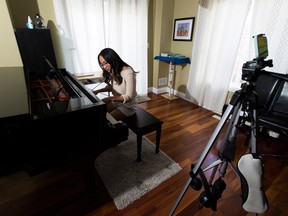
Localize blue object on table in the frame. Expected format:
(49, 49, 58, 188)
(154, 56, 191, 65)
(154, 55, 191, 100)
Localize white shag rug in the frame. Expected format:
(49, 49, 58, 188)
(95, 131, 182, 210)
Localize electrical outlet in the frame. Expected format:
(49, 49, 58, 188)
(159, 77, 167, 85)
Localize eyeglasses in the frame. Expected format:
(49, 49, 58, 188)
(100, 61, 109, 69)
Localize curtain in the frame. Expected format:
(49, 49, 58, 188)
(52, 0, 148, 96)
(263, 0, 288, 74)
(185, 0, 252, 114)
(231, 0, 288, 86)
(186, 0, 288, 114)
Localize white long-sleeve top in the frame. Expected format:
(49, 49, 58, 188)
(111, 67, 138, 112)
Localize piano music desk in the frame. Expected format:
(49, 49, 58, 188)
(74, 72, 103, 87)
(75, 72, 111, 99)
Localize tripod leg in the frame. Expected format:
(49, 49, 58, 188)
(169, 104, 235, 216)
(219, 102, 242, 160)
(205, 101, 243, 184)
(191, 104, 234, 174)
(168, 177, 193, 216)
(250, 109, 257, 153)
(169, 88, 247, 215)
(228, 162, 240, 178)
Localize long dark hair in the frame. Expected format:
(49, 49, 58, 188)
(98, 48, 137, 85)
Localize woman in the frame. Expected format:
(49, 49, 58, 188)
(93, 48, 138, 121)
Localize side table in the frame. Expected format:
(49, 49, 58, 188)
(154, 56, 190, 100)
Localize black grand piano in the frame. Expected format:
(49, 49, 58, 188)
(16, 67, 128, 174)
(4, 28, 129, 175)
(0, 29, 128, 215)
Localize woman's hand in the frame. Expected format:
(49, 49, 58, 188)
(92, 90, 99, 95)
(102, 97, 113, 104)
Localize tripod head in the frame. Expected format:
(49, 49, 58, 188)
(242, 58, 273, 82)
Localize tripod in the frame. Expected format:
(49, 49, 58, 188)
(169, 79, 266, 215)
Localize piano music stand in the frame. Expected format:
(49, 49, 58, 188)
(74, 71, 103, 83)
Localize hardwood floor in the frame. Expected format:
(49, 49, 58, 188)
(88, 92, 288, 216)
(1, 93, 287, 216)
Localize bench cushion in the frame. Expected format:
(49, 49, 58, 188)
(123, 106, 163, 134)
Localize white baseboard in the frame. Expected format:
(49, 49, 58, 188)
(149, 87, 187, 101)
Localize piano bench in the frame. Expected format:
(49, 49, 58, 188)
(122, 106, 163, 162)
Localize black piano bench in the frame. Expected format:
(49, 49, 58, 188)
(122, 106, 163, 162)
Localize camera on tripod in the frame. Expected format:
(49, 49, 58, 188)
(242, 34, 273, 82)
(169, 34, 273, 216)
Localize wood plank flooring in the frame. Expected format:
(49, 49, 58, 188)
(88, 93, 288, 216)
(0, 93, 287, 216)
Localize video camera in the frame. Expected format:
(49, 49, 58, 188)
(242, 34, 273, 82)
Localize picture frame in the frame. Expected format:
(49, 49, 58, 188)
(173, 17, 195, 41)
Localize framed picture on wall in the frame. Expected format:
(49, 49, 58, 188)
(173, 17, 195, 41)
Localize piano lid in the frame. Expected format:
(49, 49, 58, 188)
(28, 68, 105, 119)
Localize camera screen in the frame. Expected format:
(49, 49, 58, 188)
(253, 34, 268, 59)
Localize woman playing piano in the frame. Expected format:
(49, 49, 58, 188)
(93, 48, 138, 121)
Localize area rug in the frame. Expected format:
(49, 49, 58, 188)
(95, 131, 182, 210)
(137, 95, 151, 104)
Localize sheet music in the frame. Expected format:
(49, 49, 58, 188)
(85, 82, 109, 100)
